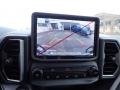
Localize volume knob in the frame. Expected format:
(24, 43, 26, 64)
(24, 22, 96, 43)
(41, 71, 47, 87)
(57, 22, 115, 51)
(32, 69, 43, 79)
(87, 66, 98, 77)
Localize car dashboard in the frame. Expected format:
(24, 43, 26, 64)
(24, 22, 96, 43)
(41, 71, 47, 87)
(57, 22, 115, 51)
(0, 14, 120, 90)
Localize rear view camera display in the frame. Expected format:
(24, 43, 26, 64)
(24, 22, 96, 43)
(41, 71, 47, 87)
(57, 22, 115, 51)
(36, 18, 95, 56)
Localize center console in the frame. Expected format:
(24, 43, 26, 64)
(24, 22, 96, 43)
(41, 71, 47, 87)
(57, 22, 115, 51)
(31, 62, 98, 86)
(30, 12, 100, 86)
(32, 64, 98, 80)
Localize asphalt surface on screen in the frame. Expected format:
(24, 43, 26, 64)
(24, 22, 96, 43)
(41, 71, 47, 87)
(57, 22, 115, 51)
(37, 30, 94, 55)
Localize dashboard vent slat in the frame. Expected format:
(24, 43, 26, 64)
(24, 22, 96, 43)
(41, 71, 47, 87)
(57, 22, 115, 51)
(2, 39, 21, 81)
(103, 41, 119, 77)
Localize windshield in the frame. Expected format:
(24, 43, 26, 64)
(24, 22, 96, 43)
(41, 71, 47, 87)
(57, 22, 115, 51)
(0, 0, 120, 35)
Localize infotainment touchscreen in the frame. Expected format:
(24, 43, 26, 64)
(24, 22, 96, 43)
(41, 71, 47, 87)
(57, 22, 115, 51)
(32, 12, 99, 60)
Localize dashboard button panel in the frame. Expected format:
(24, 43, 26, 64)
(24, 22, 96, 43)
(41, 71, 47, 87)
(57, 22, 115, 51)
(32, 66, 99, 80)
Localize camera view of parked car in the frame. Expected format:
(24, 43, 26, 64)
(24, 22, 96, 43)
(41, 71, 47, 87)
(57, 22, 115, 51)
(37, 18, 95, 56)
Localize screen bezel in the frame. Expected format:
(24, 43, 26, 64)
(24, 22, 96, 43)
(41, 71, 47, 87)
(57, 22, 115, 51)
(31, 12, 99, 61)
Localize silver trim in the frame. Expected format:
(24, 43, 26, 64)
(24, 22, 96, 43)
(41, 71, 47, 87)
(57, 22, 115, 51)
(2, 39, 24, 82)
(19, 40, 24, 81)
(103, 67, 119, 78)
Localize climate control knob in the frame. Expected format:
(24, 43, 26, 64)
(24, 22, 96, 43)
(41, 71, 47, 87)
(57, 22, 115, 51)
(32, 69, 43, 79)
(87, 66, 99, 77)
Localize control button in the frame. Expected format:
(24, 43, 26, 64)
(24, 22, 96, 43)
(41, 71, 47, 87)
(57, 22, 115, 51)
(34, 73, 40, 78)
(32, 69, 43, 79)
(83, 73, 87, 78)
(55, 75, 60, 79)
(43, 72, 57, 80)
(46, 75, 50, 80)
(74, 74, 79, 78)
(65, 75, 69, 79)
(50, 68, 55, 72)
(87, 66, 98, 77)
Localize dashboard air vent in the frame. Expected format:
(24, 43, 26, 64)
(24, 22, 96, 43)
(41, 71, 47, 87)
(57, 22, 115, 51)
(2, 39, 24, 82)
(103, 41, 119, 77)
